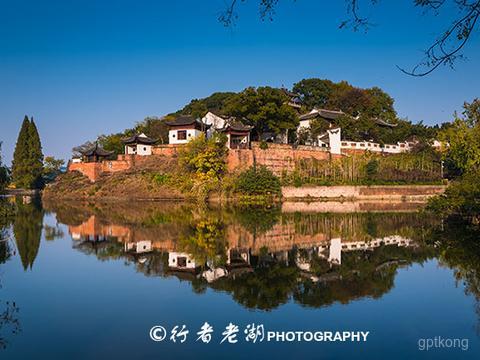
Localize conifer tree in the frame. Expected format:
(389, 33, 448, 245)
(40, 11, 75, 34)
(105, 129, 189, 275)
(27, 118, 44, 188)
(11, 116, 44, 189)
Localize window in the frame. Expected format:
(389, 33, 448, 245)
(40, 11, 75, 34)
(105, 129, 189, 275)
(177, 130, 187, 140)
(177, 257, 187, 267)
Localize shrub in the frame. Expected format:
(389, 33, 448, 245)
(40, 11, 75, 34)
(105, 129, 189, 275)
(365, 159, 379, 180)
(427, 170, 480, 224)
(235, 166, 281, 196)
(178, 133, 227, 181)
(152, 173, 171, 185)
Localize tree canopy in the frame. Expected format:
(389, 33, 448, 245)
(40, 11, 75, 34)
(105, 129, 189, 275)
(223, 86, 299, 139)
(0, 142, 9, 191)
(11, 116, 44, 189)
(438, 99, 480, 177)
(293, 79, 397, 120)
(81, 78, 443, 151)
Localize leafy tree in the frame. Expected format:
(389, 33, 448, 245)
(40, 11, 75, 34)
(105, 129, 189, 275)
(0, 142, 9, 191)
(178, 133, 228, 181)
(292, 78, 335, 109)
(134, 116, 169, 144)
(224, 86, 299, 139)
(97, 132, 126, 155)
(72, 141, 96, 158)
(180, 92, 237, 117)
(235, 166, 281, 196)
(43, 156, 65, 182)
(439, 99, 480, 176)
(11, 116, 44, 189)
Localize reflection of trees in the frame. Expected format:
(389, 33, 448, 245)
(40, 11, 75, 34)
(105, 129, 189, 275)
(53, 200, 440, 311)
(210, 264, 298, 310)
(73, 237, 124, 261)
(0, 300, 21, 350)
(0, 235, 11, 265)
(234, 205, 281, 236)
(208, 244, 435, 311)
(294, 244, 435, 308)
(433, 221, 480, 333)
(289, 212, 436, 242)
(43, 225, 64, 241)
(0, 200, 15, 265)
(179, 218, 227, 267)
(13, 198, 44, 270)
(0, 200, 20, 350)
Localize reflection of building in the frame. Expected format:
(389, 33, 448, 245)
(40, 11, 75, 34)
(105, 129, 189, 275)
(125, 240, 152, 254)
(67, 213, 418, 280)
(168, 252, 198, 271)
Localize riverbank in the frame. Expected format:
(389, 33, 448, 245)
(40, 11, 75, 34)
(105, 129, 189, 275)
(43, 169, 446, 202)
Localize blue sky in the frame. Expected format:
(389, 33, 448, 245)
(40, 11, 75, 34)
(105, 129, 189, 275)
(1, 0, 479, 164)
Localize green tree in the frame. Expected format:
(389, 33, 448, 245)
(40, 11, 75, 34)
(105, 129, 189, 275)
(292, 78, 335, 109)
(11, 116, 44, 189)
(97, 132, 127, 155)
(28, 119, 44, 188)
(180, 92, 236, 117)
(43, 156, 65, 182)
(178, 133, 228, 181)
(224, 86, 299, 139)
(235, 166, 281, 196)
(0, 142, 9, 191)
(439, 99, 480, 176)
(134, 116, 169, 144)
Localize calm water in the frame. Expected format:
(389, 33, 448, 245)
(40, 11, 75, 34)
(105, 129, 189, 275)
(1, 198, 479, 359)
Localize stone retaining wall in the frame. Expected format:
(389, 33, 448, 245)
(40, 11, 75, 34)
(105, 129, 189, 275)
(282, 185, 446, 201)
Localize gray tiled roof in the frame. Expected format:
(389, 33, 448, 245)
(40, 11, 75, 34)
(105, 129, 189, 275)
(299, 108, 345, 121)
(122, 134, 157, 144)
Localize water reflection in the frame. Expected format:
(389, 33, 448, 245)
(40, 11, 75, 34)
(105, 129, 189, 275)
(44, 200, 439, 310)
(13, 198, 43, 270)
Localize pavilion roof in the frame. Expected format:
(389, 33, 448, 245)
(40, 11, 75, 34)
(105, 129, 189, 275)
(122, 133, 157, 144)
(80, 143, 114, 157)
(165, 115, 210, 128)
(299, 108, 345, 121)
(374, 118, 398, 128)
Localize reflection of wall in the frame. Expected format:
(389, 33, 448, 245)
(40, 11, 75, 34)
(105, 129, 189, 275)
(69, 216, 131, 241)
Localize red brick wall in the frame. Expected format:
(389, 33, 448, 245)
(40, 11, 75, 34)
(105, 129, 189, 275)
(68, 162, 102, 182)
(68, 143, 338, 181)
(152, 144, 180, 157)
(227, 142, 332, 174)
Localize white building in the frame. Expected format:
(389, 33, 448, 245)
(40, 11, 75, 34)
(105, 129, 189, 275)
(202, 112, 227, 139)
(122, 133, 157, 156)
(165, 116, 209, 145)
